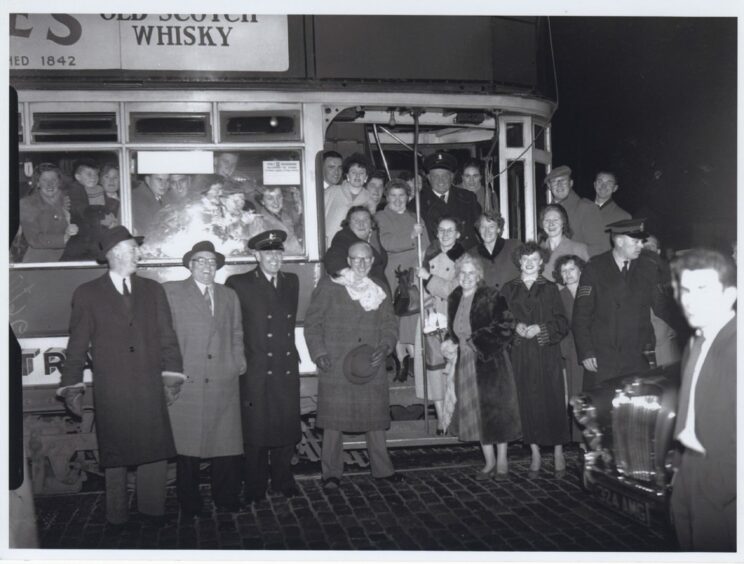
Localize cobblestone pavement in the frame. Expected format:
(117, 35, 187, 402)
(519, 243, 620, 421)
(33, 445, 677, 552)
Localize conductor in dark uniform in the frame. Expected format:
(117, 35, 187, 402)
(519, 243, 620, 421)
(226, 230, 301, 503)
(572, 219, 676, 389)
(418, 151, 482, 250)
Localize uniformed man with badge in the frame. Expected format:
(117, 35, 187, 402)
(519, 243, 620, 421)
(571, 219, 676, 389)
(225, 230, 301, 503)
(419, 151, 482, 250)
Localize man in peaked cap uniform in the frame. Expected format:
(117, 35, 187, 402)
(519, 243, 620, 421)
(572, 219, 677, 389)
(545, 165, 607, 257)
(225, 230, 302, 503)
(419, 151, 482, 250)
(162, 241, 247, 517)
(58, 226, 182, 527)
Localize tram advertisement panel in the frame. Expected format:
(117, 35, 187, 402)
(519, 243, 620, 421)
(9, 14, 289, 71)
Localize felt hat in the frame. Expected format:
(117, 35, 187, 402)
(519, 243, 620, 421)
(343, 344, 378, 385)
(98, 226, 143, 257)
(182, 240, 226, 269)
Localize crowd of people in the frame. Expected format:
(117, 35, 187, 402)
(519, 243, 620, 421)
(43, 147, 735, 550)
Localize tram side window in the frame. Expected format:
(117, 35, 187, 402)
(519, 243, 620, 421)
(12, 152, 120, 263)
(132, 150, 305, 260)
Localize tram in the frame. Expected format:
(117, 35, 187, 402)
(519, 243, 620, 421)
(9, 14, 557, 494)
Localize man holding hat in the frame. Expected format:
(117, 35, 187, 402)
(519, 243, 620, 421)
(162, 241, 247, 517)
(419, 151, 482, 250)
(58, 226, 182, 527)
(304, 241, 401, 490)
(572, 219, 677, 388)
(545, 165, 607, 257)
(225, 230, 302, 503)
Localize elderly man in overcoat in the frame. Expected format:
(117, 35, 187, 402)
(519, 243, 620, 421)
(58, 226, 182, 527)
(304, 241, 401, 490)
(163, 241, 246, 517)
(225, 230, 302, 503)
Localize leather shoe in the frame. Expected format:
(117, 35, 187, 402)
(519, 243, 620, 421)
(244, 492, 266, 505)
(474, 468, 494, 481)
(322, 477, 340, 491)
(376, 473, 405, 484)
(281, 485, 300, 498)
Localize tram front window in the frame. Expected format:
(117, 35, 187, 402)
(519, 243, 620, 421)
(132, 149, 305, 260)
(13, 151, 120, 263)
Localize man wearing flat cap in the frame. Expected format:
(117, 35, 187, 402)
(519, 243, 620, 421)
(545, 165, 607, 257)
(419, 151, 482, 250)
(572, 219, 677, 388)
(58, 226, 182, 527)
(162, 241, 247, 517)
(225, 230, 302, 503)
(304, 241, 401, 490)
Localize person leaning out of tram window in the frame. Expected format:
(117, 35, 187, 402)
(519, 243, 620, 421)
(473, 211, 521, 291)
(100, 163, 122, 216)
(67, 158, 120, 224)
(366, 170, 387, 212)
(442, 253, 521, 480)
(60, 204, 118, 262)
(457, 159, 488, 209)
(416, 216, 466, 435)
(500, 241, 570, 478)
(255, 185, 303, 255)
(324, 153, 376, 246)
(375, 178, 430, 381)
(18, 163, 78, 262)
(538, 203, 589, 284)
(552, 253, 587, 443)
(324, 205, 388, 292)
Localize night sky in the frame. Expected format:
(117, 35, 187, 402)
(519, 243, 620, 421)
(548, 17, 737, 252)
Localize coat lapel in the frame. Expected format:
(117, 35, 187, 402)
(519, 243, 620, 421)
(102, 273, 134, 322)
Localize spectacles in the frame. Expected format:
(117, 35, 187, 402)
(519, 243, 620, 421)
(349, 256, 373, 264)
(191, 258, 218, 266)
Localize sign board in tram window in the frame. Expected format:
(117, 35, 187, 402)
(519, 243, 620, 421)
(9, 14, 289, 72)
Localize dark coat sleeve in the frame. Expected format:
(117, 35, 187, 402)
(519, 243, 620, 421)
(155, 282, 183, 373)
(572, 265, 597, 362)
(303, 279, 331, 362)
(60, 286, 93, 387)
(470, 288, 515, 358)
(536, 283, 569, 346)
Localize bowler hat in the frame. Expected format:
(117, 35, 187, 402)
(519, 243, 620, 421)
(605, 218, 649, 240)
(98, 226, 143, 258)
(343, 344, 378, 385)
(182, 240, 226, 269)
(423, 151, 458, 173)
(544, 165, 572, 184)
(248, 229, 287, 251)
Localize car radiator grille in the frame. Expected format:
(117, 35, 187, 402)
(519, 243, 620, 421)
(611, 392, 661, 482)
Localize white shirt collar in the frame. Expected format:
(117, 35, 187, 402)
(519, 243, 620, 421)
(108, 271, 131, 295)
(193, 279, 213, 294)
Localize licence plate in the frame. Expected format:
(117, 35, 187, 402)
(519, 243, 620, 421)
(594, 483, 651, 526)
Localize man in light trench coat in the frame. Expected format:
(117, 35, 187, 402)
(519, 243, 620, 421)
(163, 240, 247, 518)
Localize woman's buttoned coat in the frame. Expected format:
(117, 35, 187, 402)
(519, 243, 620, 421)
(304, 276, 398, 432)
(162, 277, 246, 458)
(226, 269, 301, 447)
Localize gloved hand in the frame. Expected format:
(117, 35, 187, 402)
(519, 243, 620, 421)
(60, 387, 84, 417)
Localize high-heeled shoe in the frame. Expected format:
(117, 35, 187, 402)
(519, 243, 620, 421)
(394, 355, 410, 383)
(474, 468, 495, 481)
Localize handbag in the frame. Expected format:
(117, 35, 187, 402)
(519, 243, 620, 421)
(392, 265, 420, 316)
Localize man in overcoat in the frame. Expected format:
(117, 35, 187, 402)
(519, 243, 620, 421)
(58, 226, 182, 527)
(304, 241, 402, 490)
(163, 241, 246, 517)
(669, 248, 737, 551)
(225, 230, 302, 503)
(572, 219, 676, 389)
(419, 151, 482, 250)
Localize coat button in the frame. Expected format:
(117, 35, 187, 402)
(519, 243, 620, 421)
(268, 352, 273, 357)
(267, 333, 273, 338)
(267, 370, 272, 375)
(205, 378, 210, 383)
(287, 314, 291, 318)
(358, 338, 362, 342)
(129, 346, 135, 352)
(248, 401, 253, 407)
(208, 354, 213, 359)
(267, 315, 272, 319)
(288, 333, 292, 337)
(286, 352, 291, 356)
(286, 370, 291, 375)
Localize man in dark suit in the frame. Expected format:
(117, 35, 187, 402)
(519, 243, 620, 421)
(419, 151, 482, 250)
(225, 230, 301, 504)
(572, 219, 676, 388)
(58, 226, 182, 527)
(669, 248, 737, 551)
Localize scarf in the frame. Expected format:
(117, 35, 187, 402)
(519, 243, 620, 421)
(332, 268, 386, 311)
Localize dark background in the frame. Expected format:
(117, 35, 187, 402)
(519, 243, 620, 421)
(549, 17, 737, 253)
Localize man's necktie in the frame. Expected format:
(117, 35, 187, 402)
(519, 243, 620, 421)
(122, 278, 132, 309)
(204, 287, 213, 315)
(675, 333, 706, 438)
(271, 276, 277, 289)
(621, 260, 629, 278)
